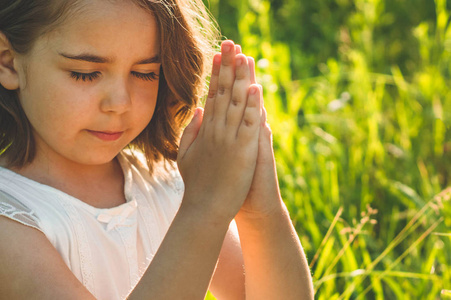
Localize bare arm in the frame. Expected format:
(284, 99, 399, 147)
(236, 202, 314, 300)
(129, 204, 230, 299)
(0, 216, 96, 299)
(209, 220, 245, 299)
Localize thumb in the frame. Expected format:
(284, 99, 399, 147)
(178, 107, 204, 159)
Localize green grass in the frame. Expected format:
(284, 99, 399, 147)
(204, 0, 451, 298)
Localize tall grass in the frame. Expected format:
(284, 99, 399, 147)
(204, 0, 450, 298)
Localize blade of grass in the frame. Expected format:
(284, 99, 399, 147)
(310, 207, 343, 269)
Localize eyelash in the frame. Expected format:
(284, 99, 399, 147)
(70, 71, 100, 82)
(131, 71, 159, 81)
(70, 71, 159, 82)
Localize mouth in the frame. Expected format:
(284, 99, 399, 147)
(87, 130, 124, 141)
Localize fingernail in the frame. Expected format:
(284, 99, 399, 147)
(194, 108, 199, 117)
(250, 86, 258, 95)
(236, 56, 242, 66)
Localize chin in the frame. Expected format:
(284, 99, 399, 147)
(74, 150, 122, 166)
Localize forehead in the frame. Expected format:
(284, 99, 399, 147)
(34, 0, 159, 58)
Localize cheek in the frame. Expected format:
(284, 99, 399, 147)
(133, 83, 159, 122)
(20, 83, 93, 136)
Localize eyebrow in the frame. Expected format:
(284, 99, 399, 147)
(58, 52, 161, 64)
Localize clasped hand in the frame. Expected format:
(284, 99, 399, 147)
(177, 40, 282, 223)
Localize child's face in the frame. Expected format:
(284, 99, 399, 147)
(15, 0, 160, 167)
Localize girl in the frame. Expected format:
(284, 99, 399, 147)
(0, 0, 313, 299)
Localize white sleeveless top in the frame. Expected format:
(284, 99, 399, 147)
(0, 151, 184, 299)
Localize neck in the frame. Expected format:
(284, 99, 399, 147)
(11, 152, 126, 209)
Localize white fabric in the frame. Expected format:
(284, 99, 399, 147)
(0, 151, 184, 299)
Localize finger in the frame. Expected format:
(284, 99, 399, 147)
(226, 54, 251, 132)
(261, 105, 267, 126)
(247, 56, 257, 84)
(178, 107, 204, 160)
(213, 40, 236, 126)
(248, 57, 262, 118)
(204, 53, 221, 122)
(235, 44, 242, 54)
(258, 84, 265, 122)
(257, 115, 274, 164)
(237, 84, 262, 141)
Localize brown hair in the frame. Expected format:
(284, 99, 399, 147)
(0, 0, 219, 172)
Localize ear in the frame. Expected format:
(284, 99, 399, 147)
(0, 32, 19, 90)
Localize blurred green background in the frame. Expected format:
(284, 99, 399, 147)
(203, 0, 450, 299)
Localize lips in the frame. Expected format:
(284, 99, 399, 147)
(87, 130, 124, 141)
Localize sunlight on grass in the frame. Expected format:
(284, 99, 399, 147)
(204, 0, 451, 298)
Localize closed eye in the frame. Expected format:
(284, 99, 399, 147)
(132, 71, 159, 81)
(69, 71, 159, 82)
(70, 71, 100, 82)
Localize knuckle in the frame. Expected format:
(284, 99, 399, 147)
(235, 70, 247, 80)
(231, 96, 241, 106)
(218, 83, 230, 95)
(244, 119, 254, 127)
(221, 57, 233, 66)
(207, 89, 217, 99)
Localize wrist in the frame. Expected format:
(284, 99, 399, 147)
(178, 194, 236, 229)
(235, 198, 289, 230)
(237, 193, 286, 219)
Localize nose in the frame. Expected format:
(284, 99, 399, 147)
(100, 78, 132, 114)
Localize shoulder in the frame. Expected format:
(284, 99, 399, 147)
(0, 189, 43, 233)
(0, 168, 70, 240)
